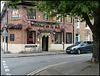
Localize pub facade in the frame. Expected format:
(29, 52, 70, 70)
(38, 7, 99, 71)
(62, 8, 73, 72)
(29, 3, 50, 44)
(1, 2, 73, 53)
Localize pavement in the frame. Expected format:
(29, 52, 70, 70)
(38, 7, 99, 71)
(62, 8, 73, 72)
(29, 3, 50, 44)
(1, 50, 99, 75)
(34, 60, 99, 75)
(1, 50, 66, 58)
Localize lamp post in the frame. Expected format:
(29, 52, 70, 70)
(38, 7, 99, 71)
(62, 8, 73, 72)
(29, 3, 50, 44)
(63, 29, 65, 50)
(53, 30, 56, 35)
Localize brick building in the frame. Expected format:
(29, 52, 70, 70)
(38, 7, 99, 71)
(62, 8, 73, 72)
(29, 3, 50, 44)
(1, 2, 93, 54)
(1, 2, 74, 53)
(74, 18, 93, 43)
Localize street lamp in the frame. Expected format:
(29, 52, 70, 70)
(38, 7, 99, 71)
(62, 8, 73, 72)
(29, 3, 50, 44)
(53, 30, 56, 35)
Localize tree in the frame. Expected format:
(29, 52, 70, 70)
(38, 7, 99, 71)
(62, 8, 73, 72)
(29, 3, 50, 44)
(3, 0, 99, 62)
(34, 1, 99, 62)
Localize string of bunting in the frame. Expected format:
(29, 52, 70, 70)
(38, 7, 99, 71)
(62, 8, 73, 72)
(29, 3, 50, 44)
(38, 34, 54, 38)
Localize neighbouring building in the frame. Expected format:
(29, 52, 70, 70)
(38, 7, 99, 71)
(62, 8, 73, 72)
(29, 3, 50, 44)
(74, 17, 93, 43)
(1, 2, 74, 53)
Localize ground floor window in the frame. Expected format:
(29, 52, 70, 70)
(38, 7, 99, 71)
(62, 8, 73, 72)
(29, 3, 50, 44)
(86, 34, 90, 41)
(27, 31, 36, 44)
(10, 34, 14, 41)
(55, 32, 61, 44)
(66, 33, 72, 44)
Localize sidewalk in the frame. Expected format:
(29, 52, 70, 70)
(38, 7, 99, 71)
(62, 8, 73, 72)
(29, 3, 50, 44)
(1, 50, 66, 58)
(34, 60, 99, 75)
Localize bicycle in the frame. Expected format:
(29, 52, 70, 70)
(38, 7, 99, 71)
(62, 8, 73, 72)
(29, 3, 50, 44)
(30, 45, 42, 53)
(36, 46, 42, 52)
(30, 47, 37, 53)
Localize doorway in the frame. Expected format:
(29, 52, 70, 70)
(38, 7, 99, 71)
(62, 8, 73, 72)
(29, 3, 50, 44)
(42, 36, 48, 51)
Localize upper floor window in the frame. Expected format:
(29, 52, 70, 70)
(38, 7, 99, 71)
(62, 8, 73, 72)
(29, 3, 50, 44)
(53, 16, 56, 21)
(43, 12, 48, 21)
(12, 9, 19, 18)
(66, 15, 72, 23)
(27, 9, 36, 19)
(56, 14, 62, 22)
(53, 14, 62, 22)
(77, 21, 80, 28)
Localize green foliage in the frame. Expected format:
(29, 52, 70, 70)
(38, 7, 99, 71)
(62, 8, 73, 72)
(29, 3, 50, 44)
(4, 1, 99, 22)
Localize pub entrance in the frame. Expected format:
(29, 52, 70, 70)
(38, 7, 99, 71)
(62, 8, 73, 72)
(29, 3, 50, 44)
(42, 36, 48, 51)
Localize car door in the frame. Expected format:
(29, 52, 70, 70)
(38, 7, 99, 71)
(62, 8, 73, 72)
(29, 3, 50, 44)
(86, 41, 93, 52)
(88, 41, 93, 52)
(79, 41, 87, 53)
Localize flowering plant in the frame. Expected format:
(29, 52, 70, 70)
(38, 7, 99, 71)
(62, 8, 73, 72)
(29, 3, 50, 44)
(1, 26, 7, 32)
(24, 26, 32, 31)
(61, 28, 65, 32)
(7, 24, 22, 29)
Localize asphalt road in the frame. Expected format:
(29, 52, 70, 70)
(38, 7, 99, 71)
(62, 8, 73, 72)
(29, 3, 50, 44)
(1, 53, 92, 75)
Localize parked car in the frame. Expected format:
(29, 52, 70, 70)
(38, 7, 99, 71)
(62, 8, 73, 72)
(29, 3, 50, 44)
(66, 41, 93, 54)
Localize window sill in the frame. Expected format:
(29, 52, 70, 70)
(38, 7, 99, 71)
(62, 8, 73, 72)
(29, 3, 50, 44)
(77, 27, 80, 28)
(11, 18, 20, 21)
(85, 27, 90, 29)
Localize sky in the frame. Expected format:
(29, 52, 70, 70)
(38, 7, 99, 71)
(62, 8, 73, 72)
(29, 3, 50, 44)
(1, 1, 5, 12)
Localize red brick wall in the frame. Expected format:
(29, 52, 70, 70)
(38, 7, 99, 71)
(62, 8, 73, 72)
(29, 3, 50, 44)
(7, 6, 73, 44)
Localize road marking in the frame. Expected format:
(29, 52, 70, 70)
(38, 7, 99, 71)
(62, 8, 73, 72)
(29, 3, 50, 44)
(5, 69, 10, 72)
(2, 61, 6, 63)
(3, 63, 7, 65)
(6, 73, 11, 75)
(14, 56, 18, 58)
(27, 61, 70, 75)
(4, 66, 8, 68)
(2, 60, 12, 75)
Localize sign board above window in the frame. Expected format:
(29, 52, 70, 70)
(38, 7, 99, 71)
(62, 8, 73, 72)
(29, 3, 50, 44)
(12, 9, 19, 18)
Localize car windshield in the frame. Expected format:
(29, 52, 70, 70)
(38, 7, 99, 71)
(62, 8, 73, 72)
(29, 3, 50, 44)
(73, 42, 81, 45)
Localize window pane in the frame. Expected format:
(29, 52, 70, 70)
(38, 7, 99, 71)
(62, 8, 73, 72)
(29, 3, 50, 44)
(66, 33, 72, 44)
(10, 34, 14, 41)
(27, 31, 36, 44)
(55, 32, 61, 44)
(28, 9, 36, 19)
(53, 16, 56, 21)
(87, 41, 92, 44)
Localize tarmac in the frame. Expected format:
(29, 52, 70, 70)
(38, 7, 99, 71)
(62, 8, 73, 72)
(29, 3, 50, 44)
(1, 50, 99, 75)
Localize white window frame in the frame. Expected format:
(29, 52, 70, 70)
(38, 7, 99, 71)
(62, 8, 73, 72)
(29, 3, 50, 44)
(43, 11, 48, 21)
(77, 21, 80, 28)
(56, 14, 61, 22)
(86, 34, 90, 41)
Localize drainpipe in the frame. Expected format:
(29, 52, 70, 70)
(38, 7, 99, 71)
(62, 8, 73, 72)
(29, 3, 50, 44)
(73, 17, 74, 43)
(63, 30, 64, 49)
(7, 7, 8, 51)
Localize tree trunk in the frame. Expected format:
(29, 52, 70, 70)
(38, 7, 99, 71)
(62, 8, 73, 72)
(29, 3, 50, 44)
(92, 34, 100, 62)
(92, 6, 100, 62)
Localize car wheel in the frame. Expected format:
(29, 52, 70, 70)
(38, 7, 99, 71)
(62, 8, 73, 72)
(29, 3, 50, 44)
(77, 49, 81, 54)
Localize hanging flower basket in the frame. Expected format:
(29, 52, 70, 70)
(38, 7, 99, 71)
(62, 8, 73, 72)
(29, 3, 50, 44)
(61, 28, 65, 32)
(7, 23, 22, 29)
(24, 26, 32, 32)
(1, 26, 7, 32)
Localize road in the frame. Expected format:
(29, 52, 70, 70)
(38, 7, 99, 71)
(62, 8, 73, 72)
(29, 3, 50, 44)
(1, 53, 92, 75)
